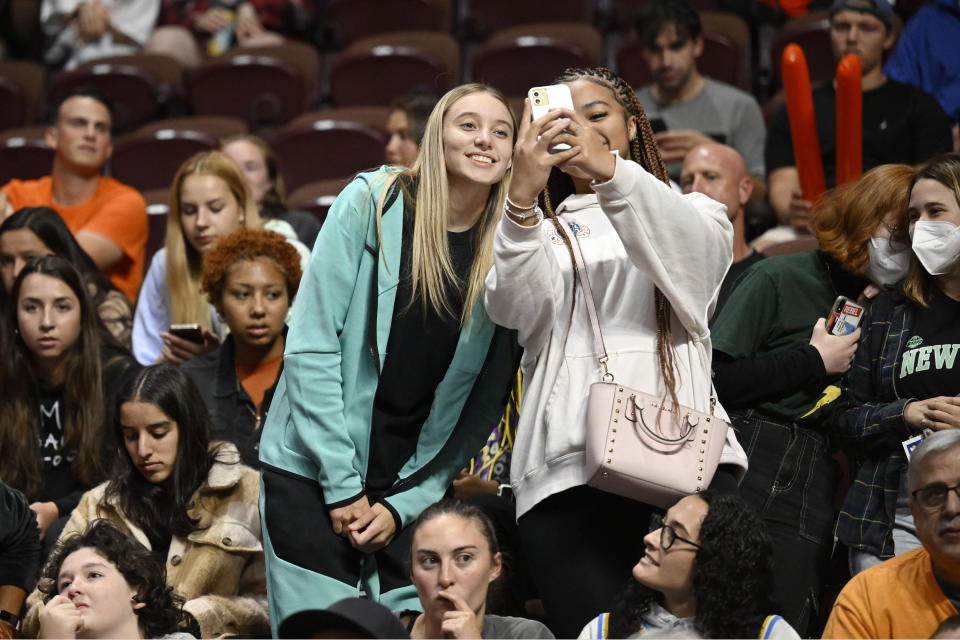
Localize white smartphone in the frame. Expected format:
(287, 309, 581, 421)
(528, 84, 575, 152)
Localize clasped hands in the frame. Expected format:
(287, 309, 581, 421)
(329, 496, 396, 553)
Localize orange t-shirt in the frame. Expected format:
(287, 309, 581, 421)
(823, 547, 958, 639)
(238, 354, 283, 418)
(2, 176, 148, 302)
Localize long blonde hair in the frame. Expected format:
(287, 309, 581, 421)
(166, 151, 261, 328)
(378, 83, 517, 325)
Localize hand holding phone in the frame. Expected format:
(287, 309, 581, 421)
(810, 309, 861, 377)
(528, 85, 575, 153)
(169, 323, 203, 343)
(825, 296, 865, 336)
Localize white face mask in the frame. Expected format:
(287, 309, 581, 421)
(865, 237, 910, 286)
(911, 220, 960, 276)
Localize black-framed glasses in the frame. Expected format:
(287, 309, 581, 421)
(912, 483, 960, 510)
(660, 523, 701, 550)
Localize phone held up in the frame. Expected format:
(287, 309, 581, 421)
(825, 296, 865, 336)
(169, 323, 204, 344)
(528, 84, 575, 153)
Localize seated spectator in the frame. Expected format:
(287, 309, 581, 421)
(36, 519, 197, 639)
(278, 598, 410, 639)
(221, 133, 321, 249)
(763, 0, 952, 243)
(452, 375, 535, 619)
(145, 0, 314, 68)
(0, 256, 139, 544)
(0, 481, 40, 640)
(823, 430, 960, 638)
(0, 207, 133, 348)
(710, 162, 916, 634)
(579, 492, 798, 639)
(680, 143, 761, 318)
(131, 150, 306, 365)
(400, 500, 553, 639)
(181, 228, 301, 468)
(22, 364, 268, 638)
(385, 92, 437, 168)
(0, 86, 148, 303)
(41, 0, 159, 70)
(806, 154, 960, 573)
(633, 0, 766, 187)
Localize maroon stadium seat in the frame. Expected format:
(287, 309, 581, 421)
(270, 119, 385, 192)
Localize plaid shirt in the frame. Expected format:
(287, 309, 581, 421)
(804, 289, 915, 557)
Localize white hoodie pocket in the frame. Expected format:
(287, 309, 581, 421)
(542, 353, 595, 463)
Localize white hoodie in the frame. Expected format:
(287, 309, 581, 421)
(484, 156, 748, 518)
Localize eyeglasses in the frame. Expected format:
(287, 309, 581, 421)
(659, 523, 701, 550)
(879, 220, 903, 236)
(912, 483, 960, 510)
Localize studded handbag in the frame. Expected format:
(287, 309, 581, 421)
(557, 217, 728, 509)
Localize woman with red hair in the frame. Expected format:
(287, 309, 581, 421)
(709, 162, 915, 635)
(810, 154, 960, 574)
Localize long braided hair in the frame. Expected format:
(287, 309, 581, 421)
(540, 67, 680, 411)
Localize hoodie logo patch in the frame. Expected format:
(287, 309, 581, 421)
(547, 219, 591, 245)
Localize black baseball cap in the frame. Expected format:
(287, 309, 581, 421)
(278, 598, 411, 639)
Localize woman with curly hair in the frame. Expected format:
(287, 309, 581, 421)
(180, 228, 302, 467)
(21, 364, 268, 638)
(131, 150, 308, 366)
(258, 83, 520, 631)
(0, 206, 133, 348)
(578, 492, 797, 639)
(484, 66, 748, 637)
(37, 519, 196, 639)
(710, 162, 916, 633)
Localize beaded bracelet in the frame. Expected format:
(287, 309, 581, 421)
(505, 195, 537, 211)
(503, 201, 544, 223)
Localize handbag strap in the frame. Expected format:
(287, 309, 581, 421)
(555, 216, 720, 414)
(556, 216, 614, 382)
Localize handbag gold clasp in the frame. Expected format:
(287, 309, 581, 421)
(598, 355, 614, 382)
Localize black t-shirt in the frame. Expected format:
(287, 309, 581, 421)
(896, 288, 960, 399)
(365, 203, 479, 495)
(37, 382, 79, 507)
(766, 79, 952, 187)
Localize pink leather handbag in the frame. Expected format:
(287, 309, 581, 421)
(558, 217, 728, 509)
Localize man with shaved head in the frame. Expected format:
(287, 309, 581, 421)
(681, 142, 763, 318)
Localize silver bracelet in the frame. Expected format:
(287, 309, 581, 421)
(503, 201, 543, 223)
(505, 195, 537, 211)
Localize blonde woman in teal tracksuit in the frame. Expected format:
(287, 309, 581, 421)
(258, 84, 520, 632)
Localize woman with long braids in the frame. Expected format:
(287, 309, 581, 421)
(484, 67, 748, 637)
